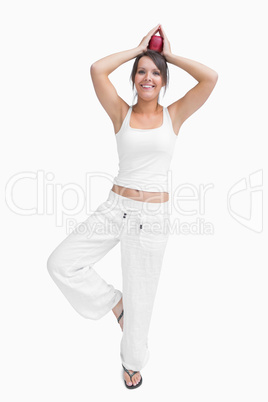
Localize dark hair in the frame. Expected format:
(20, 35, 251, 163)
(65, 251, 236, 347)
(130, 49, 169, 96)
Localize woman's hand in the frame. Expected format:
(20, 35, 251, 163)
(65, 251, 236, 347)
(137, 24, 161, 53)
(158, 25, 172, 59)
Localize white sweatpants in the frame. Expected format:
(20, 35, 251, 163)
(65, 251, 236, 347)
(47, 189, 170, 371)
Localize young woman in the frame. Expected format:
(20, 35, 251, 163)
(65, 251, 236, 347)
(47, 24, 218, 389)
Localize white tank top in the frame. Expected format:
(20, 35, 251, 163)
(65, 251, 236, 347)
(113, 105, 177, 193)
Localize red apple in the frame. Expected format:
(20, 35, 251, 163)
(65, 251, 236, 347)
(148, 35, 163, 53)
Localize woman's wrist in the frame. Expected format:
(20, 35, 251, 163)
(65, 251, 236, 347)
(91, 47, 144, 75)
(136, 44, 146, 54)
(163, 51, 173, 63)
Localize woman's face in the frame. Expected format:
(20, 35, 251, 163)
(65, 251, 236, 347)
(134, 56, 164, 101)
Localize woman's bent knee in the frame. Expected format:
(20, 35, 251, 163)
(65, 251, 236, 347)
(47, 247, 85, 281)
(47, 249, 63, 278)
(47, 252, 57, 276)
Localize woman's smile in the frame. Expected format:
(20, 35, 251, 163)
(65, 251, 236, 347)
(140, 84, 155, 90)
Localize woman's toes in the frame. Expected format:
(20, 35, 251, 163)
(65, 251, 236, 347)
(124, 372, 132, 386)
(124, 370, 141, 387)
(133, 373, 140, 385)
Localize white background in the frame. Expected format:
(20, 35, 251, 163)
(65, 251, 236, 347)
(1, 0, 267, 401)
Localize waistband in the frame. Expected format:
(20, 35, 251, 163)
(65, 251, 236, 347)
(108, 189, 170, 214)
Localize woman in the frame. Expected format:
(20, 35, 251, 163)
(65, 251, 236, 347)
(47, 24, 218, 389)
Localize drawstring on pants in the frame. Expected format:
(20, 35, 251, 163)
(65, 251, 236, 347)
(122, 209, 143, 229)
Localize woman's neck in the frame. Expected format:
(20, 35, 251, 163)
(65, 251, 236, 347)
(133, 98, 162, 115)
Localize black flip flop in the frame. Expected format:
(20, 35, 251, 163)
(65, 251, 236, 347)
(117, 309, 124, 326)
(122, 364, 143, 389)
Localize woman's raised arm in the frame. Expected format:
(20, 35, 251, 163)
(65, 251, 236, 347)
(158, 25, 218, 134)
(90, 24, 161, 129)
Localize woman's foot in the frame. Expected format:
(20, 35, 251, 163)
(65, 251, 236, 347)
(112, 297, 124, 331)
(123, 369, 142, 387)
